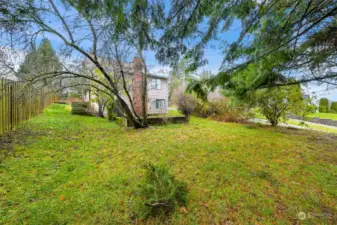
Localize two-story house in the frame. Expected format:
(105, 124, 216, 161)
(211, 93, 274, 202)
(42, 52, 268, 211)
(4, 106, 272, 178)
(84, 56, 168, 116)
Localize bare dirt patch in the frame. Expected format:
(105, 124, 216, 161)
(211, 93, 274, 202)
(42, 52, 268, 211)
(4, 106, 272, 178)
(0, 128, 46, 162)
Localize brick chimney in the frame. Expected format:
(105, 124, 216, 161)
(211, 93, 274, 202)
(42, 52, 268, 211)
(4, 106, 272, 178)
(132, 57, 147, 116)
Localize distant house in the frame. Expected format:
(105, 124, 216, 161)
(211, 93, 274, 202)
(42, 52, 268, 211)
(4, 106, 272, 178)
(83, 56, 168, 115)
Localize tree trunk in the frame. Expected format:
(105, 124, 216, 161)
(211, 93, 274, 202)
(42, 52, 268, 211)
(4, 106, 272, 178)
(116, 95, 145, 128)
(140, 54, 148, 128)
(97, 106, 104, 118)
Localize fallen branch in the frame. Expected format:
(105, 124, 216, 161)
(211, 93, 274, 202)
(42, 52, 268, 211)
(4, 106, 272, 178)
(144, 202, 169, 208)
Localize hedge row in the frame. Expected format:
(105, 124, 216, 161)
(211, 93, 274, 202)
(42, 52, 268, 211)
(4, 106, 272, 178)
(318, 98, 337, 113)
(319, 98, 329, 113)
(331, 102, 337, 113)
(55, 101, 67, 104)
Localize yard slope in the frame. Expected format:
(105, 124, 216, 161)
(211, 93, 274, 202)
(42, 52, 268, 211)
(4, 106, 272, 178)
(1, 104, 336, 224)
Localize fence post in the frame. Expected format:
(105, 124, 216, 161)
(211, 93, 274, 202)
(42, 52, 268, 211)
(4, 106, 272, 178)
(0, 78, 3, 134)
(5, 80, 8, 131)
(10, 84, 13, 129)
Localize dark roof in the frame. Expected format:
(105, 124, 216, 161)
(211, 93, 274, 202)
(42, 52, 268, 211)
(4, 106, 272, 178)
(148, 73, 168, 79)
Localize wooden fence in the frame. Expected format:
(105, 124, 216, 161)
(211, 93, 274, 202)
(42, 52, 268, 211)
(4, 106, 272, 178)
(0, 78, 58, 135)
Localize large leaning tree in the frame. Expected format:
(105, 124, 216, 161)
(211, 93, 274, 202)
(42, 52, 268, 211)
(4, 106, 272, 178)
(0, 0, 165, 128)
(157, 0, 337, 94)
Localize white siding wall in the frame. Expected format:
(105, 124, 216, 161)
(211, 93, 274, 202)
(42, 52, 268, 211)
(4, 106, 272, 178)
(121, 77, 169, 115)
(148, 78, 168, 114)
(83, 91, 105, 115)
(83, 90, 90, 102)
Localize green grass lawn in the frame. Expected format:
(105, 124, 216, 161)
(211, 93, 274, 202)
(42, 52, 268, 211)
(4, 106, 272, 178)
(149, 109, 184, 118)
(286, 120, 337, 134)
(1, 104, 336, 224)
(252, 112, 337, 134)
(307, 113, 337, 121)
(167, 109, 184, 117)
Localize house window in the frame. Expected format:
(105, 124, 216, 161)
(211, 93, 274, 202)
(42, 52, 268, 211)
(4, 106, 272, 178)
(151, 79, 161, 89)
(155, 99, 165, 109)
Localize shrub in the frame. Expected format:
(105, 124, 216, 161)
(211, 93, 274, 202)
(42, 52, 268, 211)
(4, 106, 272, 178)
(210, 99, 249, 123)
(71, 106, 88, 115)
(177, 94, 196, 119)
(255, 85, 304, 126)
(71, 102, 88, 108)
(193, 99, 214, 118)
(289, 96, 316, 119)
(330, 102, 337, 113)
(319, 98, 329, 113)
(137, 163, 188, 219)
(106, 102, 117, 121)
(71, 102, 88, 115)
(55, 101, 67, 104)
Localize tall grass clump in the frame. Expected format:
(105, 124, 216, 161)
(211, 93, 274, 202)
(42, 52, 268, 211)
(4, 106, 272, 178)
(137, 163, 188, 219)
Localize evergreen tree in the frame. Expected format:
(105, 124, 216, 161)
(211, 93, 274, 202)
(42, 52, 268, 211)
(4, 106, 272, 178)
(319, 98, 329, 113)
(157, 0, 337, 91)
(36, 39, 61, 74)
(18, 47, 38, 81)
(19, 39, 61, 83)
(330, 102, 337, 113)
